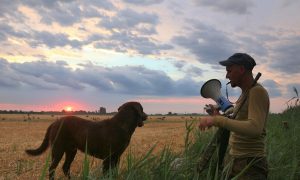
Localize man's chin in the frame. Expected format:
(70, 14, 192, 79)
(230, 83, 237, 88)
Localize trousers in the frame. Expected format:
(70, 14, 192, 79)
(227, 156, 268, 180)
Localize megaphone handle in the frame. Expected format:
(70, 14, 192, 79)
(254, 72, 262, 82)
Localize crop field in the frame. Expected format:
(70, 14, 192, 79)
(1, 106, 300, 180)
(0, 114, 199, 179)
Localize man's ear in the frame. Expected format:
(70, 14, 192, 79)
(238, 65, 246, 74)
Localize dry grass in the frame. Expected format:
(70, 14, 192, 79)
(0, 114, 198, 179)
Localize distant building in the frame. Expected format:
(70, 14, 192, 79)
(99, 107, 106, 114)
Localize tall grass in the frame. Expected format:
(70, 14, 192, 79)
(43, 106, 300, 179)
(82, 140, 90, 180)
(116, 107, 297, 179)
(39, 152, 50, 180)
(267, 105, 300, 179)
(77, 120, 215, 180)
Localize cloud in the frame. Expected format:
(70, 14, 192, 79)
(172, 60, 204, 77)
(193, 0, 254, 14)
(270, 35, 300, 74)
(281, 0, 300, 7)
(123, 0, 164, 6)
(237, 35, 269, 56)
(0, 24, 11, 41)
(2, 59, 84, 90)
(30, 31, 82, 49)
(173, 61, 185, 69)
(38, 4, 82, 26)
(262, 79, 282, 97)
(0, 0, 24, 20)
(172, 22, 239, 64)
(76, 64, 201, 96)
(0, 0, 114, 26)
(0, 59, 22, 88)
(0, 59, 202, 96)
(26, 0, 115, 26)
(0, 24, 30, 41)
(0, 1, 172, 55)
(0, 24, 84, 49)
(185, 66, 204, 77)
(1, 7, 171, 54)
(93, 30, 173, 55)
(100, 8, 159, 34)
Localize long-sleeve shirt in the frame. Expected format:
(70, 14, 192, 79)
(212, 83, 270, 157)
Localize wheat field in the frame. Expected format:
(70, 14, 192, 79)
(0, 114, 199, 179)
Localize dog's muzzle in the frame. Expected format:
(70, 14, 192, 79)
(138, 113, 147, 127)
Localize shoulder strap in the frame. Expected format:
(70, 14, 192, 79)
(231, 83, 260, 119)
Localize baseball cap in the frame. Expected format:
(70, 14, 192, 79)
(219, 53, 256, 70)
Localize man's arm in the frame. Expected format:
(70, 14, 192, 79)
(212, 86, 269, 137)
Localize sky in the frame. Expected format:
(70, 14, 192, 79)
(0, 0, 299, 114)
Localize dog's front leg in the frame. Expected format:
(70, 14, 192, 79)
(102, 155, 120, 174)
(49, 167, 56, 180)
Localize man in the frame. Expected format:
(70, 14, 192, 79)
(199, 53, 270, 179)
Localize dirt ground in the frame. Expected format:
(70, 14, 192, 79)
(0, 114, 199, 179)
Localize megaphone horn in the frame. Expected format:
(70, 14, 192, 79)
(200, 79, 233, 114)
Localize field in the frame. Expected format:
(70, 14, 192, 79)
(0, 114, 198, 179)
(1, 106, 300, 179)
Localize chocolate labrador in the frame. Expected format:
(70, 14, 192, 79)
(25, 101, 147, 179)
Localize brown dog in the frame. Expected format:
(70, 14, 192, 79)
(25, 102, 147, 179)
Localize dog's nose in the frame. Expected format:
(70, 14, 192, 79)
(143, 113, 148, 120)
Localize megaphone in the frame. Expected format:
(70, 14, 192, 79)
(200, 79, 233, 115)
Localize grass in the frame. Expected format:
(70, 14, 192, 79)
(74, 105, 300, 180)
(74, 120, 211, 180)
(1, 106, 299, 179)
(267, 105, 300, 179)
(40, 153, 50, 180)
(82, 141, 90, 180)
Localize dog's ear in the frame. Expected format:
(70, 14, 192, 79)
(117, 105, 123, 112)
(118, 102, 129, 112)
(118, 102, 146, 118)
(118, 102, 146, 127)
(118, 102, 142, 113)
(133, 103, 143, 117)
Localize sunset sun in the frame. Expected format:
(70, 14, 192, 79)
(65, 106, 73, 112)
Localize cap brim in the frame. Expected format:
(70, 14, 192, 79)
(219, 60, 234, 66)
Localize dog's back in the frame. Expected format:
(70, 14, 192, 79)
(25, 102, 147, 179)
(26, 116, 133, 158)
(25, 116, 91, 156)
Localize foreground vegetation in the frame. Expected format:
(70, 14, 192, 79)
(1, 106, 299, 179)
(61, 106, 299, 179)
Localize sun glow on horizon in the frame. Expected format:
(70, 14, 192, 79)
(64, 106, 73, 112)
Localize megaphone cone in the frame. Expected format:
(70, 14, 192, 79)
(201, 79, 221, 99)
(200, 79, 233, 114)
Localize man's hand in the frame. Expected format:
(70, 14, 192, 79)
(204, 104, 221, 116)
(198, 116, 214, 131)
(199, 104, 220, 131)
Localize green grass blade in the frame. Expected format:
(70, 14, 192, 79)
(39, 152, 51, 180)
